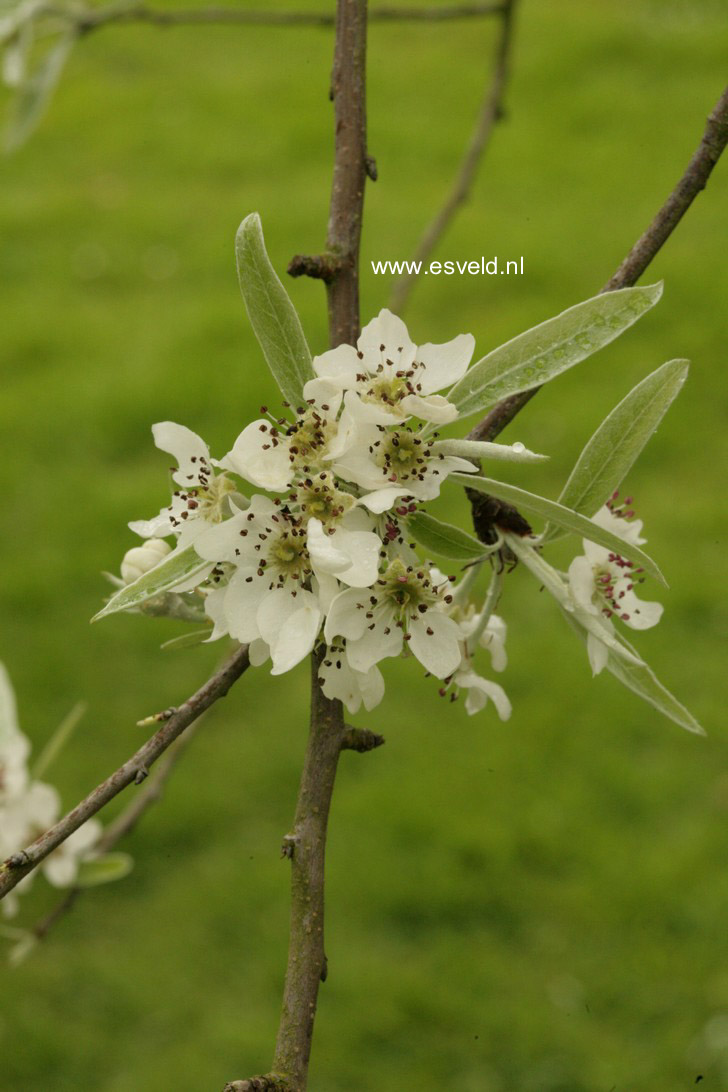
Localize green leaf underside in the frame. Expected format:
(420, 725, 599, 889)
(543, 359, 689, 543)
(561, 610, 704, 735)
(91, 545, 209, 622)
(75, 853, 134, 888)
(407, 511, 487, 561)
(5, 31, 76, 153)
(235, 212, 314, 407)
(452, 472, 665, 586)
(447, 283, 663, 420)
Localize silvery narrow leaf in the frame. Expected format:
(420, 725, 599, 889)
(407, 511, 487, 561)
(448, 283, 663, 420)
(92, 545, 210, 622)
(235, 212, 314, 406)
(452, 471, 665, 585)
(160, 628, 212, 652)
(0, 661, 19, 744)
(561, 610, 704, 735)
(432, 438, 548, 463)
(75, 853, 134, 888)
(4, 29, 75, 152)
(542, 359, 689, 543)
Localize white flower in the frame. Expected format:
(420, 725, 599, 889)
(304, 308, 474, 426)
(120, 537, 172, 584)
(330, 421, 476, 509)
(324, 558, 462, 678)
(221, 406, 338, 492)
(194, 495, 380, 673)
(567, 503, 663, 675)
(130, 422, 238, 546)
(318, 641, 385, 714)
(42, 818, 103, 888)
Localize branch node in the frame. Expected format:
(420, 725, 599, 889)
(223, 1076, 291, 1092)
(280, 834, 298, 859)
(365, 154, 378, 180)
(6, 850, 32, 869)
(341, 725, 385, 753)
(134, 766, 149, 785)
(287, 252, 346, 283)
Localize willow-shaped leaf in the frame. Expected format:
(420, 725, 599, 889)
(542, 359, 689, 543)
(4, 30, 76, 153)
(235, 212, 314, 406)
(92, 545, 211, 622)
(161, 629, 212, 652)
(451, 472, 665, 585)
(407, 511, 486, 561)
(448, 283, 663, 420)
(432, 438, 548, 463)
(561, 610, 704, 735)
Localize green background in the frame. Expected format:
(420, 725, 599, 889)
(2, 1, 727, 1088)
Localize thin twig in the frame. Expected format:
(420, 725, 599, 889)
(389, 0, 518, 313)
(40, 2, 505, 34)
(29, 723, 200, 943)
(466, 83, 728, 444)
(0, 644, 250, 902)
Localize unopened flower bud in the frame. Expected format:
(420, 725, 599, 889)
(121, 538, 172, 584)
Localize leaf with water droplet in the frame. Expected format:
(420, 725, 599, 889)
(447, 283, 663, 420)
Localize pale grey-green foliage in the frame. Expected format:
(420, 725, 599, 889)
(235, 212, 314, 407)
(561, 610, 704, 735)
(447, 283, 664, 420)
(451, 471, 665, 585)
(406, 511, 486, 561)
(432, 438, 548, 464)
(92, 545, 210, 622)
(542, 358, 689, 542)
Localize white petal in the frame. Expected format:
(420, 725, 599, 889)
(307, 518, 351, 574)
(586, 631, 609, 675)
(152, 422, 211, 487)
(409, 612, 462, 678)
(193, 510, 250, 562)
(459, 673, 512, 720)
(221, 569, 269, 642)
(357, 309, 416, 364)
(257, 590, 321, 675)
(617, 588, 663, 630)
(222, 421, 292, 492)
(415, 333, 474, 394)
(324, 587, 370, 644)
(346, 620, 402, 673)
(357, 486, 410, 514)
(591, 505, 646, 545)
(329, 528, 382, 588)
(567, 556, 598, 613)
(203, 585, 230, 641)
(399, 393, 459, 424)
(479, 614, 508, 672)
(128, 510, 175, 539)
(302, 377, 344, 415)
(249, 638, 270, 667)
(312, 343, 361, 386)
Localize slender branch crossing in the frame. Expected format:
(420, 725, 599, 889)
(389, 0, 518, 312)
(0, 645, 250, 901)
(466, 83, 728, 444)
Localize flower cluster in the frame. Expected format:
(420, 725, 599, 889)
(0, 664, 102, 918)
(126, 311, 513, 718)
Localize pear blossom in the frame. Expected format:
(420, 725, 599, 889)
(331, 421, 476, 507)
(193, 494, 381, 673)
(130, 422, 239, 546)
(567, 500, 663, 675)
(324, 558, 462, 678)
(222, 405, 339, 492)
(304, 308, 474, 426)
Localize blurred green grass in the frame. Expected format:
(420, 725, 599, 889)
(1, 0, 727, 1088)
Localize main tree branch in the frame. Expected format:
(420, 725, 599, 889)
(466, 82, 728, 444)
(227, 4, 370, 1090)
(0, 644, 250, 902)
(389, 0, 518, 313)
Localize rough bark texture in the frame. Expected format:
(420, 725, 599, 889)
(270, 651, 346, 1089)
